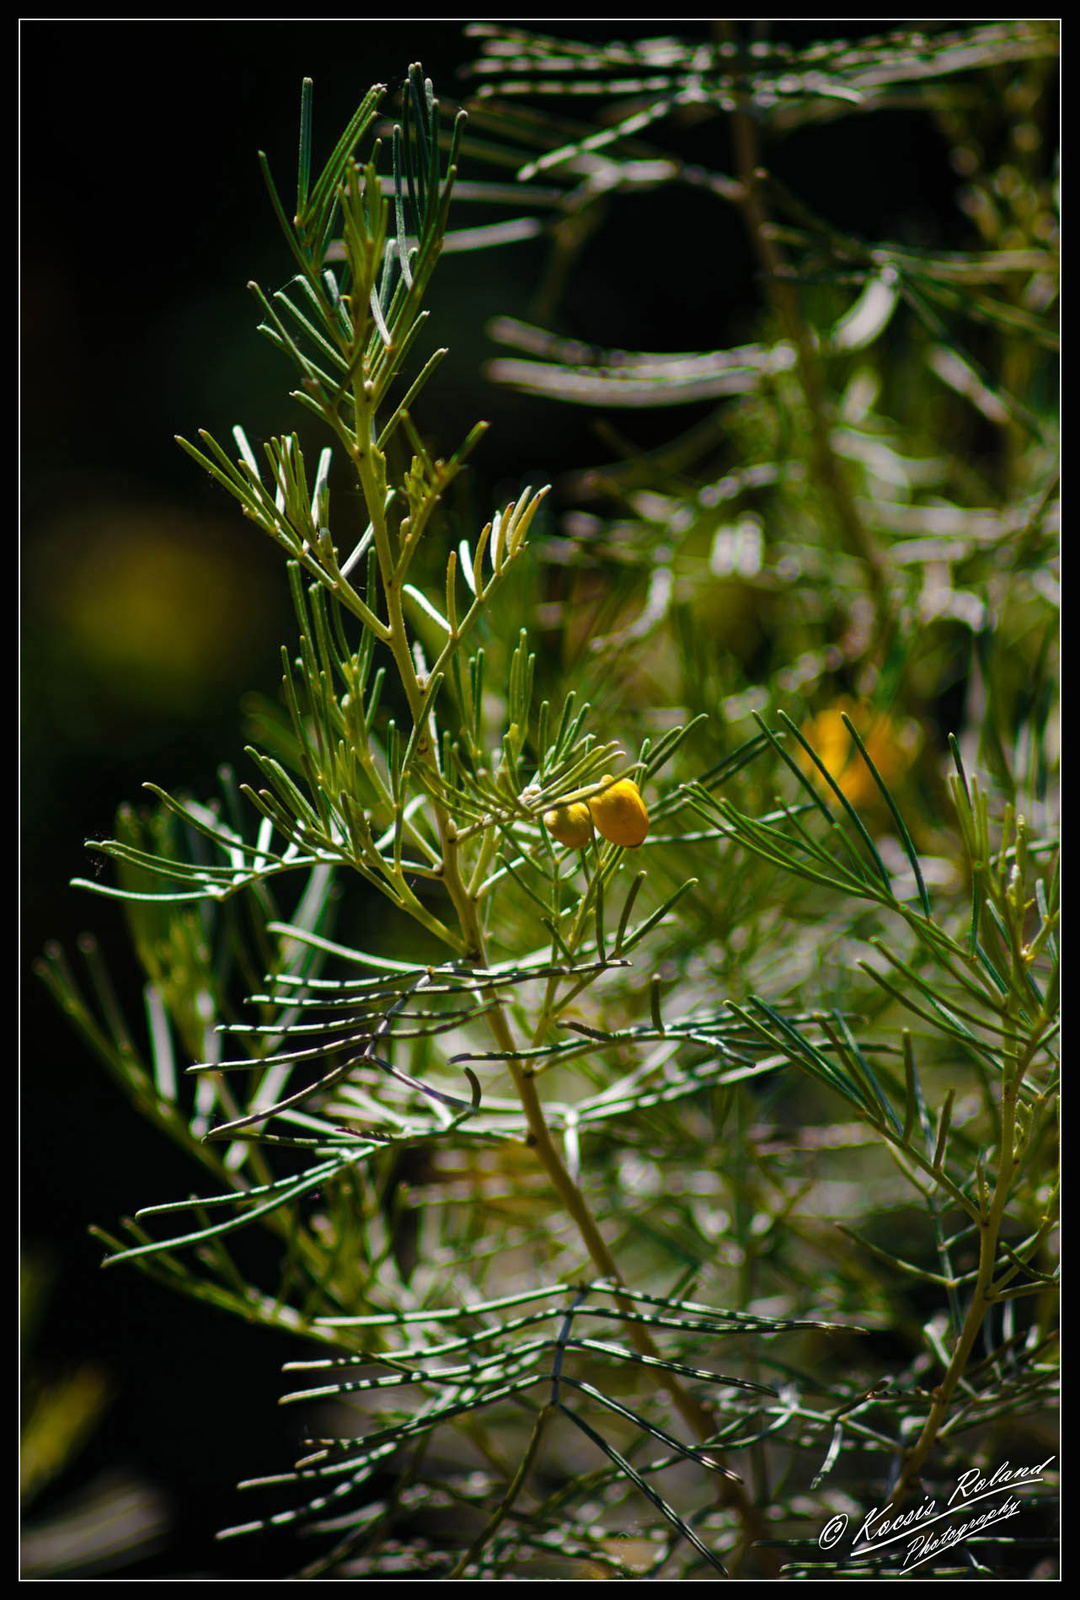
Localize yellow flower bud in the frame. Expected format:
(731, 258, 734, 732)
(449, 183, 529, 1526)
(542, 801, 594, 849)
(588, 776, 649, 848)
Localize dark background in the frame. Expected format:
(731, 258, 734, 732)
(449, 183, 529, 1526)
(22, 19, 970, 1576)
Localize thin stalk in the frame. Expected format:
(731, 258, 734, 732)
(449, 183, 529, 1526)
(449, 1402, 553, 1577)
(719, 23, 893, 667)
(441, 845, 779, 1574)
(884, 977, 1028, 1507)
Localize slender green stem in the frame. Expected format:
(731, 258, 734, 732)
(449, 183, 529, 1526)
(441, 847, 780, 1574)
(884, 935, 1030, 1507)
(720, 23, 892, 667)
(449, 1402, 553, 1577)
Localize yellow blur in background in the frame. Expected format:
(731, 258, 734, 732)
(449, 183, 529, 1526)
(799, 696, 921, 816)
(36, 499, 279, 720)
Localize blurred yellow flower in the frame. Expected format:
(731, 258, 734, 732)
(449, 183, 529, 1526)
(799, 698, 920, 812)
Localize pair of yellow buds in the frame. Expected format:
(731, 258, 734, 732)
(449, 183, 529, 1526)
(543, 776, 649, 850)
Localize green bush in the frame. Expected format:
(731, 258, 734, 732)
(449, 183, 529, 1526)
(38, 25, 1057, 1578)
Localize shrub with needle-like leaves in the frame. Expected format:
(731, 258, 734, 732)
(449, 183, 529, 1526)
(38, 27, 1057, 1579)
